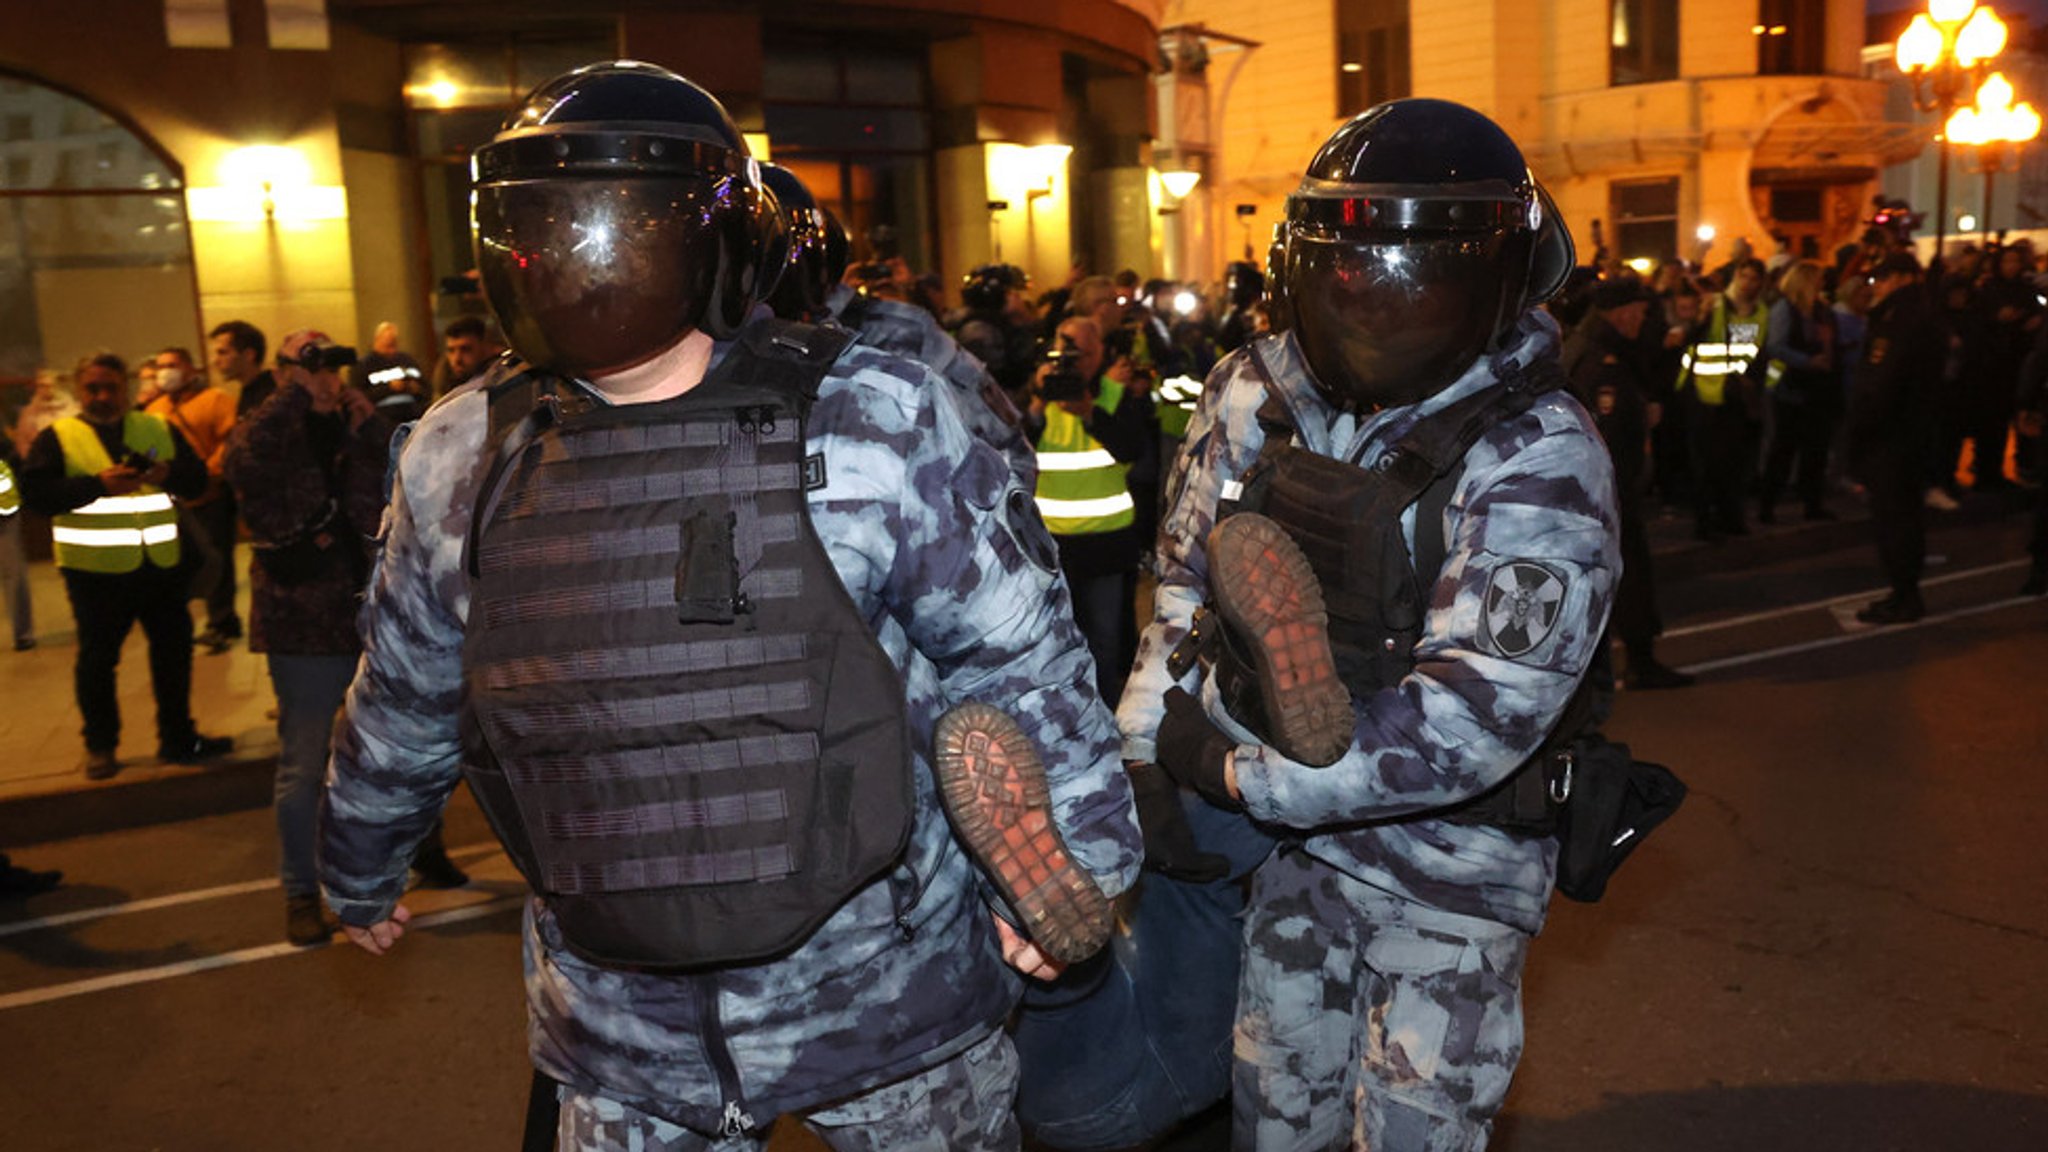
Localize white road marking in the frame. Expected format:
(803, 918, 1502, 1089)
(1661, 559, 2030, 639)
(0, 842, 503, 941)
(1677, 595, 2043, 676)
(0, 894, 525, 1013)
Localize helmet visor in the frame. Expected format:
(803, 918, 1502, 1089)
(474, 176, 724, 378)
(1286, 228, 1527, 410)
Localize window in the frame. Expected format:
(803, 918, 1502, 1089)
(1612, 178, 1680, 264)
(1757, 0, 1826, 76)
(1336, 0, 1411, 117)
(0, 71, 197, 383)
(401, 33, 615, 326)
(763, 37, 934, 271)
(1611, 0, 1679, 86)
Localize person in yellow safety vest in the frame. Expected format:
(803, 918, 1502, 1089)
(1676, 256, 1770, 541)
(1031, 314, 1154, 706)
(17, 351, 232, 780)
(0, 437, 33, 650)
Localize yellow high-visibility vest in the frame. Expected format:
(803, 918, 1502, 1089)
(1677, 296, 1769, 407)
(0, 458, 19, 518)
(1034, 378, 1136, 536)
(50, 415, 180, 573)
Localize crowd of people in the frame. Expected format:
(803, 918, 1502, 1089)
(0, 316, 503, 918)
(1547, 225, 2048, 615)
(0, 62, 2042, 1152)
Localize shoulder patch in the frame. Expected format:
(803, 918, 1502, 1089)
(1482, 560, 1568, 659)
(803, 452, 827, 491)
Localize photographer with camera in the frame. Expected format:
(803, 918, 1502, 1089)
(1030, 315, 1152, 706)
(224, 330, 430, 945)
(18, 351, 230, 780)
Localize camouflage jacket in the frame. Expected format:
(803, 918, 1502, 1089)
(826, 284, 1036, 486)
(320, 329, 1140, 1132)
(1118, 318, 1618, 933)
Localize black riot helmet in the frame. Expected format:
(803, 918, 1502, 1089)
(1224, 261, 1266, 310)
(470, 61, 789, 378)
(759, 164, 848, 322)
(960, 264, 1024, 313)
(1277, 98, 1573, 411)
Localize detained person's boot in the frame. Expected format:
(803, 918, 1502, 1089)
(1207, 513, 1353, 767)
(932, 703, 1112, 965)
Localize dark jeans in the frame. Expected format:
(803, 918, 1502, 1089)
(62, 563, 195, 753)
(1013, 799, 1276, 1150)
(268, 653, 355, 897)
(1612, 489, 1659, 662)
(1685, 395, 1754, 534)
(185, 495, 240, 632)
(1862, 450, 1926, 602)
(1760, 396, 1836, 516)
(1066, 568, 1137, 708)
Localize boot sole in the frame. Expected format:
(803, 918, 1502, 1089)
(932, 702, 1111, 966)
(1208, 514, 1352, 767)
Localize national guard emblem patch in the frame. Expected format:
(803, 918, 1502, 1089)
(1483, 561, 1567, 658)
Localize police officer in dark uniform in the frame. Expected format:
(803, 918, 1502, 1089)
(1563, 275, 1694, 690)
(1849, 252, 1945, 623)
(1214, 260, 1266, 355)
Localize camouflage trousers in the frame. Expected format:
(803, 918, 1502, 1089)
(1233, 850, 1532, 1151)
(557, 1029, 1020, 1151)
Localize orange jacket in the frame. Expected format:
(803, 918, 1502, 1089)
(147, 385, 237, 500)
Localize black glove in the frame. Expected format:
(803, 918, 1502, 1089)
(1156, 686, 1241, 812)
(1125, 761, 1230, 883)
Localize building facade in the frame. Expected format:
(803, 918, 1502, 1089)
(1159, 0, 1923, 281)
(0, 0, 1169, 393)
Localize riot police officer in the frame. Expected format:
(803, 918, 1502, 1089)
(320, 62, 1138, 1150)
(758, 164, 1033, 483)
(1119, 98, 1617, 1150)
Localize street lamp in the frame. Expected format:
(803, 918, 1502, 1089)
(1895, 0, 2009, 266)
(1946, 70, 2042, 236)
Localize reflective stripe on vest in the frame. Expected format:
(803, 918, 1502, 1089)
(1679, 300, 1766, 407)
(1157, 374, 1202, 439)
(1034, 381, 1134, 535)
(0, 458, 19, 517)
(49, 415, 180, 572)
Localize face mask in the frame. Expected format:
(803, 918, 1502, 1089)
(157, 366, 187, 392)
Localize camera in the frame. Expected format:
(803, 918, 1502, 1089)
(1039, 335, 1090, 405)
(280, 342, 358, 373)
(120, 448, 157, 472)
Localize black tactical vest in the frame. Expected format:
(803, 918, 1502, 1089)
(459, 321, 914, 969)
(1216, 343, 1581, 829)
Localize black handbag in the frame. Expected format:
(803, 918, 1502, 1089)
(1553, 734, 1687, 903)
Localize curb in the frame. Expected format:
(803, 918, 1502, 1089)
(0, 750, 278, 847)
(2, 492, 2031, 846)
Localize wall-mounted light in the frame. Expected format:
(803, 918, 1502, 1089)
(1160, 169, 1203, 201)
(1696, 223, 1717, 243)
(186, 144, 346, 225)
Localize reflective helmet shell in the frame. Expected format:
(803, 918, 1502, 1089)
(470, 60, 781, 378)
(1281, 98, 1571, 411)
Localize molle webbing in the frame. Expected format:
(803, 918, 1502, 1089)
(461, 320, 914, 969)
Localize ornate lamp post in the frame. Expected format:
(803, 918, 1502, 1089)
(1947, 71, 2043, 235)
(1895, 0, 2010, 266)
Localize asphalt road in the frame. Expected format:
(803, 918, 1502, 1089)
(3, 514, 2044, 1152)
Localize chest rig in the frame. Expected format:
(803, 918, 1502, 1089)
(460, 321, 913, 969)
(1181, 344, 1581, 830)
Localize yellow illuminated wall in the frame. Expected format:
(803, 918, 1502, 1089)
(1171, 0, 1890, 274)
